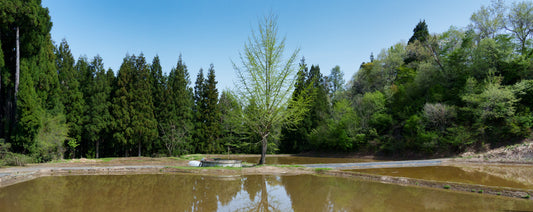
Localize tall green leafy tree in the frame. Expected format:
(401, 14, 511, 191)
(505, 1, 533, 55)
(233, 14, 307, 164)
(470, 0, 504, 39)
(55, 39, 84, 158)
(328, 65, 345, 102)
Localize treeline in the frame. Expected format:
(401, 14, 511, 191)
(0, 0, 254, 161)
(2, 0, 533, 162)
(280, 0, 533, 156)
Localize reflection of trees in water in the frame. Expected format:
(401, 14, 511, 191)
(2, 174, 532, 211)
(189, 175, 242, 211)
(241, 175, 284, 212)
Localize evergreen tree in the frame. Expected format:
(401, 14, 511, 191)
(85, 56, 113, 158)
(219, 90, 244, 153)
(280, 58, 310, 153)
(1, 0, 55, 142)
(306, 65, 331, 148)
(204, 64, 221, 153)
(408, 20, 429, 44)
(166, 55, 194, 155)
(131, 54, 157, 156)
(112, 55, 135, 156)
(149, 55, 166, 154)
(193, 68, 206, 152)
(74, 56, 91, 156)
(55, 39, 84, 158)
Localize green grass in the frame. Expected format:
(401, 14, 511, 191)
(271, 164, 304, 168)
(99, 158, 115, 162)
(314, 168, 333, 172)
(179, 154, 205, 161)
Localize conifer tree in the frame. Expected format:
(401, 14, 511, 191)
(131, 54, 157, 156)
(193, 68, 206, 152)
(55, 39, 84, 157)
(150, 55, 165, 153)
(166, 55, 194, 155)
(204, 64, 221, 153)
(219, 90, 244, 153)
(280, 58, 310, 153)
(112, 55, 135, 156)
(86, 56, 113, 158)
(408, 20, 429, 44)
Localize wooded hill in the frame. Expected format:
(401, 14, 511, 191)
(1, 0, 533, 162)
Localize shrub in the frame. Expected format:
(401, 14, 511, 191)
(0, 140, 34, 166)
(423, 103, 456, 131)
(1, 152, 34, 166)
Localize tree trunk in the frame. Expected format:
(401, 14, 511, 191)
(258, 134, 268, 165)
(14, 26, 20, 107)
(138, 139, 141, 157)
(96, 139, 100, 158)
(260, 175, 269, 211)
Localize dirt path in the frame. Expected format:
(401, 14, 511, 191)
(302, 159, 445, 169)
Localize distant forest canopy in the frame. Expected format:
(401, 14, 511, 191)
(2, 0, 533, 162)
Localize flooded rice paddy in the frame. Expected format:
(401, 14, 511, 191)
(351, 164, 533, 190)
(0, 173, 531, 211)
(228, 155, 380, 164)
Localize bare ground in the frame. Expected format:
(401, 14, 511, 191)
(457, 139, 533, 163)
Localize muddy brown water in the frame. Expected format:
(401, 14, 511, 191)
(0, 174, 531, 211)
(227, 155, 381, 164)
(351, 164, 533, 190)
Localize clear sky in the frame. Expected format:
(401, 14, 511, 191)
(42, 0, 489, 90)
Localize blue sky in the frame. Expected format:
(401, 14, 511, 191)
(42, 0, 489, 90)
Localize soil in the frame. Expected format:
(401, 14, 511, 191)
(457, 140, 533, 163)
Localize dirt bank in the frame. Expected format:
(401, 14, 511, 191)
(457, 140, 533, 164)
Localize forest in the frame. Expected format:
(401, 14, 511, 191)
(2, 0, 533, 164)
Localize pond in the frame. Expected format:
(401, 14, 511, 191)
(0, 174, 531, 211)
(350, 164, 533, 190)
(227, 155, 381, 164)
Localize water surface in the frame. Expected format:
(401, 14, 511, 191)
(351, 165, 533, 189)
(0, 174, 531, 211)
(228, 155, 380, 164)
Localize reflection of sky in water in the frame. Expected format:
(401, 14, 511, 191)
(218, 176, 293, 211)
(1, 174, 532, 211)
